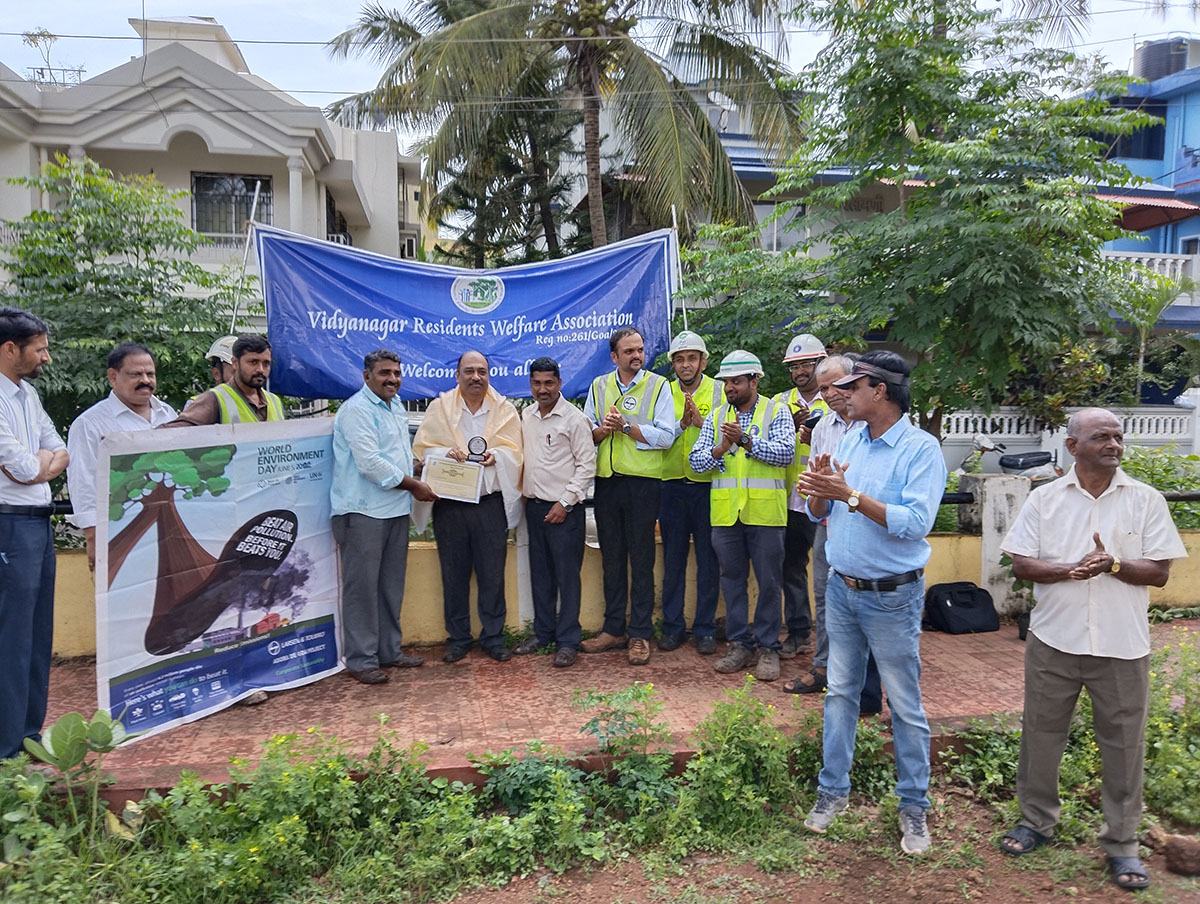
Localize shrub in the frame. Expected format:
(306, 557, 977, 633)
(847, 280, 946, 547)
(1119, 443, 1200, 529)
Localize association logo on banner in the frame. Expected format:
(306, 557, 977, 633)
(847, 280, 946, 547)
(450, 275, 505, 315)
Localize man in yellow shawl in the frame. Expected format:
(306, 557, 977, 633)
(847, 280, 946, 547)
(413, 351, 523, 662)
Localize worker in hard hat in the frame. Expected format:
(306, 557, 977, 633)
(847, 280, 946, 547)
(688, 350, 795, 682)
(773, 333, 829, 659)
(205, 335, 237, 387)
(658, 331, 724, 655)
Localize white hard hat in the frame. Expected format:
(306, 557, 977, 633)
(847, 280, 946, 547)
(669, 330, 708, 358)
(716, 349, 764, 379)
(782, 333, 827, 363)
(205, 335, 237, 364)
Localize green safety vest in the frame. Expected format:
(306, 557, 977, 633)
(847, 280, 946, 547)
(589, 370, 668, 479)
(709, 396, 788, 527)
(772, 388, 829, 493)
(213, 382, 285, 424)
(662, 374, 725, 482)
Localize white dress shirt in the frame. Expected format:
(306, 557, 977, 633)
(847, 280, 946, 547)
(461, 398, 501, 495)
(1002, 466, 1187, 659)
(66, 392, 178, 528)
(0, 374, 65, 506)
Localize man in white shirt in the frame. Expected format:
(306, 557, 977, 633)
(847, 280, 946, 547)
(1000, 407, 1187, 891)
(0, 307, 68, 760)
(516, 357, 596, 667)
(67, 343, 177, 570)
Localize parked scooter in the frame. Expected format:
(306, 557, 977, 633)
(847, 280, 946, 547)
(954, 433, 1062, 486)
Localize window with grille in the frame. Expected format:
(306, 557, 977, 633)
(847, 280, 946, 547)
(191, 173, 273, 245)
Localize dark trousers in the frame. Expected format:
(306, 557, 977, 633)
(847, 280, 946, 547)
(525, 500, 584, 649)
(658, 480, 718, 639)
(711, 521, 785, 651)
(0, 513, 55, 759)
(593, 475, 660, 639)
(332, 513, 410, 672)
(433, 493, 508, 649)
(782, 509, 816, 639)
(813, 524, 882, 712)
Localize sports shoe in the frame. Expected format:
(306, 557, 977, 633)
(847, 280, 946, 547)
(714, 643, 755, 674)
(804, 790, 849, 833)
(755, 649, 780, 681)
(898, 805, 931, 855)
(580, 632, 627, 653)
(628, 637, 651, 665)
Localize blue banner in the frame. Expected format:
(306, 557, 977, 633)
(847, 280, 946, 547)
(95, 420, 341, 739)
(255, 225, 677, 400)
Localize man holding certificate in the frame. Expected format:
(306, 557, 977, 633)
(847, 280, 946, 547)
(414, 351, 523, 663)
(332, 349, 436, 685)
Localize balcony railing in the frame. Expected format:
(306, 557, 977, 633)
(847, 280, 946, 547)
(1103, 250, 1198, 288)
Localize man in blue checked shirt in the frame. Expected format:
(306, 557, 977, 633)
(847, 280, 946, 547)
(796, 350, 946, 855)
(332, 349, 436, 686)
(688, 350, 795, 682)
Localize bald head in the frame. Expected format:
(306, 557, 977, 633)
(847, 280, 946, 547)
(1067, 407, 1121, 439)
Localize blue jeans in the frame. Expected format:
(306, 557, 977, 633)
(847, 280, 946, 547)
(0, 513, 56, 760)
(818, 575, 930, 810)
(658, 481, 718, 639)
(710, 522, 784, 651)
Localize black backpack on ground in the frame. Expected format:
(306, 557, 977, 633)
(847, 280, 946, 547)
(923, 582, 999, 634)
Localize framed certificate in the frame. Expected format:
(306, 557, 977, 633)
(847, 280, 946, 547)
(424, 457, 484, 503)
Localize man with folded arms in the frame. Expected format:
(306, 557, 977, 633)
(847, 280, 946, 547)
(414, 351, 523, 663)
(797, 351, 945, 855)
(515, 357, 595, 667)
(332, 349, 436, 685)
(999, 407, 1186, 892)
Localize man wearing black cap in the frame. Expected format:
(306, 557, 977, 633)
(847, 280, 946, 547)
(796, 351, 946, 856)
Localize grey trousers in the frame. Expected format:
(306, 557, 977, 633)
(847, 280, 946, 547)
(332, 513, 410, 672)
(811, 522, 830, 669)
(1017, 633, 1150, 858)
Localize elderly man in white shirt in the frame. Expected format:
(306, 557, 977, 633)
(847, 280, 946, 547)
(67, 343, 177, 570)
(1000, 407, 1187, 892)
(0, 307, 68, 761)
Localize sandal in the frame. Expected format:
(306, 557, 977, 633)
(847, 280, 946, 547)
(1001, 825, 1049, 855)
(1108, 856, 1150, 891)
(782, 669, 827, 695)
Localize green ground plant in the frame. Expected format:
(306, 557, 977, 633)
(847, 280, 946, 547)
(4, 650, 1199, 902)
(1119, 444, 1200, 530)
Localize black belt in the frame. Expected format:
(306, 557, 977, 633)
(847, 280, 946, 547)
(836, 569, 923, 592)
(0, 503, 55, 517)
(526, 497, 559, 506)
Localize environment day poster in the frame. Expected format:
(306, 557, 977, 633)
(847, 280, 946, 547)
(95, 419, 341, 739)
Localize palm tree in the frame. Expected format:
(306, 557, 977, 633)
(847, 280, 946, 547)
(328, 0, 802, 246)
(1116, 270, 1198, 401)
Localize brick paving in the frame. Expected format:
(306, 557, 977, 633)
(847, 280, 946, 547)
(43, 621, 1195, 794)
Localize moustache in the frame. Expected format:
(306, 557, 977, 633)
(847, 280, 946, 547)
(136, 383, 154, 391)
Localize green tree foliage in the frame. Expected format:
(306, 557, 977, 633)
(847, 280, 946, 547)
(108, 446, 235, 523)
(1, 156, 253, 428)
(672, 223, 852, 398)
(773, 0, 1154, 436)
(328, 0, 802, 247)
(1112, 271, 1198, 401)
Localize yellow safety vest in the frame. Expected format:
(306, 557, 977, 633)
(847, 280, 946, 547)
(662, 374, 725, 482)
(772, 388, 829, 493)
(710, 396, 788, 527)
(213, 383, 285, 424)
(590, 370, 668, 479)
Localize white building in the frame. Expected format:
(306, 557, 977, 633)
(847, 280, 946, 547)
(0, 16, 423, 288)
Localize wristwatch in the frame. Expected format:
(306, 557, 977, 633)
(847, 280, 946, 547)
(1109, 555, 1121, 574)
(736, 432, 751, 448)
(847, 490, 861, 514)
(621, 421, 633, 435)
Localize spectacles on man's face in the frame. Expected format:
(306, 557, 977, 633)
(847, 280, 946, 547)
(787, 360, 820, 372)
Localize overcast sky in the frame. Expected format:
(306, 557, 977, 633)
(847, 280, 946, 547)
(1, 0, 1198, 149)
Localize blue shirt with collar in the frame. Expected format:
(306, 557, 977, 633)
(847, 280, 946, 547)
(331, 384, 415, 519)
(812, 416, 946, 579)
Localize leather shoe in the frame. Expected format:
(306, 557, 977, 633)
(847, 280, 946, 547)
(514, 636, 542, 655)
(779, 634, 810, 659)
(628, 637, 651, 665)
(383, 652, 424, 669)
(580, 632, 627, 653)
(695, 636, 717, 655)
(484, 645, 511, 662)
(714, 643, 755, 673)
(348, 667, 389, 685)
(657, 633, 685, 652)
(442, 644, 471, 663)
(553, 647, 577, 668)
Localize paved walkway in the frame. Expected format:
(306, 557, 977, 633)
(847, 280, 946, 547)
(46, 622, 1044, 791)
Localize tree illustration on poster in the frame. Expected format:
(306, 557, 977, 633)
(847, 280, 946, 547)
(107, 444, 302, 656)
